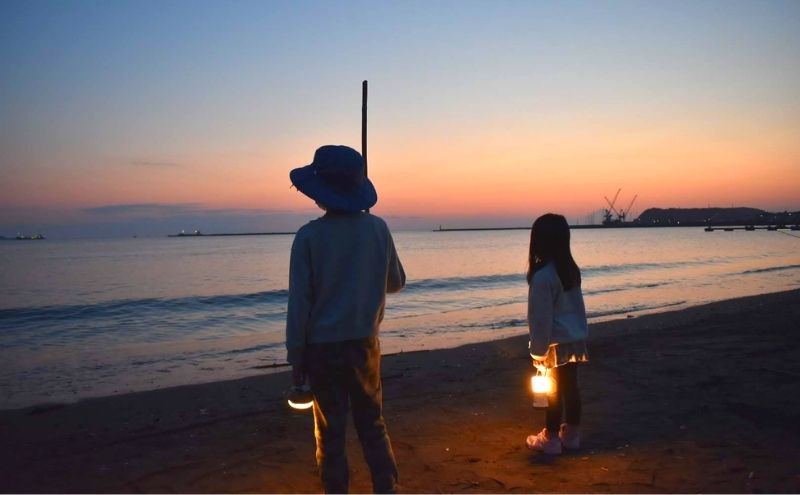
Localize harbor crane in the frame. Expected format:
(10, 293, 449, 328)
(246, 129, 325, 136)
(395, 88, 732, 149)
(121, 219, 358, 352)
(620, 194, 638, 223)
(603, 188, 622, 224)
(603, 189, 638, 224)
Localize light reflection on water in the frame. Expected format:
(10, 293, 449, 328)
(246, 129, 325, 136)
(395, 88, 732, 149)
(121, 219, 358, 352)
(0, 227, 798, 409)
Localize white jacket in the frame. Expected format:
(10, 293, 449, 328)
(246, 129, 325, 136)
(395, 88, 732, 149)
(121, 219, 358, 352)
(527, 262, 588, 360)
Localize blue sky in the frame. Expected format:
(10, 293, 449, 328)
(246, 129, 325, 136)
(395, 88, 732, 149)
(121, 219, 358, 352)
(2, 0, 799, 237)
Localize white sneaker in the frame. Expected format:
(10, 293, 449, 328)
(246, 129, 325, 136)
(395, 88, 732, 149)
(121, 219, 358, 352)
(526, 428, 562, 455)
(559, 423, 581, 450)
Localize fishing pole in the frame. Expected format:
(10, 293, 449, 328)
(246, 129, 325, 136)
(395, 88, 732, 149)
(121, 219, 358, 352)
(362, 80, 369, 213)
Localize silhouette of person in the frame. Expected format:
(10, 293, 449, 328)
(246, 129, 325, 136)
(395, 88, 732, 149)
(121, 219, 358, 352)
(286, 145, 405, 493)
(525, 214, 589, 455)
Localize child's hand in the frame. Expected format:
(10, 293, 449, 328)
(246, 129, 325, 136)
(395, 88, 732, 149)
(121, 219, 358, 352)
(532, 359, 547, 372)
(292, 364, 307, 386)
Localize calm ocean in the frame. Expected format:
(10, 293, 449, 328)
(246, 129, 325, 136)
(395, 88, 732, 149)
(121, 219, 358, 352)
(1, 227, 799, 409)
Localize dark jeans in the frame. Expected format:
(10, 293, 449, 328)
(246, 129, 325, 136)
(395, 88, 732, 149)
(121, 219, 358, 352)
(306, 337, 398, 494)
(546, 362, 581, 432)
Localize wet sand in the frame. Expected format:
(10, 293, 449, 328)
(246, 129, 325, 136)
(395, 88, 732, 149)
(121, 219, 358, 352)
(2, 289, 799, 493)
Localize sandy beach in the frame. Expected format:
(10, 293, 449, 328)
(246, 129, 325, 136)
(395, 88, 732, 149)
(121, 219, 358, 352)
(2, 289, 799, 493)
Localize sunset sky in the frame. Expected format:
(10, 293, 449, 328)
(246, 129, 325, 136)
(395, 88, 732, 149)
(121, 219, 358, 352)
(2, 0, 799, 237)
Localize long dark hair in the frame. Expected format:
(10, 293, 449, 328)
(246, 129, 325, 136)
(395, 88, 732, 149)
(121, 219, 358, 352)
(526, 213, 581, 290)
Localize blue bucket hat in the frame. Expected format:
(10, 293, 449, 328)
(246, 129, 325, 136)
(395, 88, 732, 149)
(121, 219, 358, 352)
(290, 145, 377, 212)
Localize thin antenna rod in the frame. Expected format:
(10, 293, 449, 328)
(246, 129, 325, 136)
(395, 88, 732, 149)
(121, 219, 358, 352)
(362, 80, 368, 212)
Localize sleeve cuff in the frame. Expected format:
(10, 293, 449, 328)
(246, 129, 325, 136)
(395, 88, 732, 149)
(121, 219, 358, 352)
(528, 340, 548, 360)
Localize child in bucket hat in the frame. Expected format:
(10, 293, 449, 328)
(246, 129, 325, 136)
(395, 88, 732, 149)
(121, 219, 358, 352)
(286, 145, 406, 493)
(289, 145, 377, 213)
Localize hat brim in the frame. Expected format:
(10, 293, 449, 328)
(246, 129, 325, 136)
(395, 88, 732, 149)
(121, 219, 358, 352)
(290, 163, 378, 212)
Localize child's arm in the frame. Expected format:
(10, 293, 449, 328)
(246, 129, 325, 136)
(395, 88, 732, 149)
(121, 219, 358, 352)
(528, 272, 554, 361)
(386, 233, 406, 293)
(286, 231, 313, 368)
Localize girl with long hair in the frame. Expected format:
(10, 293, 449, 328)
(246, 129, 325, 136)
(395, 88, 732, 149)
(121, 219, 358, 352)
(525, 213, 589, 455)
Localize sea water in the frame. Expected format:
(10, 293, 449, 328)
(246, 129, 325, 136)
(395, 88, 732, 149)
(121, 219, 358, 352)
(1, 227, 798, 409)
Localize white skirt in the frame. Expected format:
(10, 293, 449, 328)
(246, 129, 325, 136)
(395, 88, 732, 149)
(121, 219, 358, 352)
(541, 340, 589, 368)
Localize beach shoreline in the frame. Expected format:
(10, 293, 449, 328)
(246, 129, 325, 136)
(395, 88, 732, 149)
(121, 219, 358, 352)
(2, 289, 799, 493)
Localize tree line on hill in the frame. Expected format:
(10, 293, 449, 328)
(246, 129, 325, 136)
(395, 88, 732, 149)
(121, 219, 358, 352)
(636, 207, 799, 226)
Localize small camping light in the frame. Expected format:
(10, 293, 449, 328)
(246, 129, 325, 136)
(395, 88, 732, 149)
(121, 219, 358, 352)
(531, 369, 555, 408)
(287, 384, 314, 411)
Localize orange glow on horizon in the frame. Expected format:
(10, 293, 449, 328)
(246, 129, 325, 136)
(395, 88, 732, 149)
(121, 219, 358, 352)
(2, 118, 799, 222)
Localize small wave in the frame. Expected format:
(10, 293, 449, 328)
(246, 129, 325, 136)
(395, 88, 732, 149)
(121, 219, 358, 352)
(401, 260, 711, 296)
(0, 289, 289, 325)
(583, 259, 710, 276)
(405, 264, 689, 294)
(125, 341, 283, 367)
(446, 300, 687, 333)
(404, 273, 524, 293)
(215, 342, 283, 356)
(387, 296, 525, 321)
(456, 318, 527, 330)
(584, 281, 667, 296)
(586, 300, 686, 319)
(741, 264, 800, 275)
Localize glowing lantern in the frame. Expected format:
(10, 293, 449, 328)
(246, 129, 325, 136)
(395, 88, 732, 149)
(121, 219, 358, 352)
(287, 385, 314, 411)
(530, 369, 555, 408)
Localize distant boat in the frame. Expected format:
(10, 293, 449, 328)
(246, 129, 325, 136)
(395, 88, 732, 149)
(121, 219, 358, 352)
(15, 233, 45, 240)
(173, 230, 203, 237)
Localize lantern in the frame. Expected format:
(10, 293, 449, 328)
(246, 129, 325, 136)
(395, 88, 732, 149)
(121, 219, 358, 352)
(530, 369, 555, 408)
(287, 384, 314, 411)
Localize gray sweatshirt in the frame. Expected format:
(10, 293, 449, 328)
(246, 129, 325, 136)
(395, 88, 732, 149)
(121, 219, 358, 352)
(285, 211, 405, 366)
(527, 262, 589, 359)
